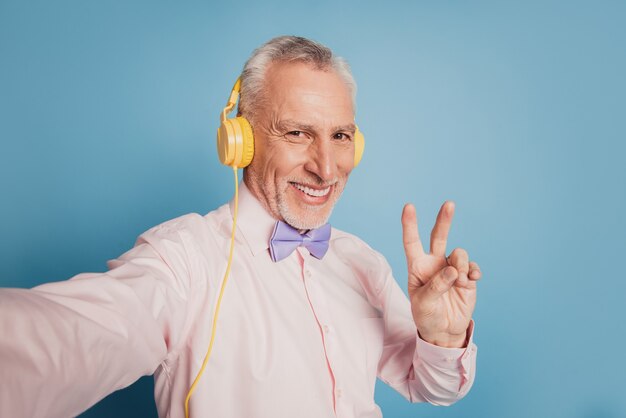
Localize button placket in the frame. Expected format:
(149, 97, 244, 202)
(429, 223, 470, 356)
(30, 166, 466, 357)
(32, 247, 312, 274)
(301, 257, 344, 412)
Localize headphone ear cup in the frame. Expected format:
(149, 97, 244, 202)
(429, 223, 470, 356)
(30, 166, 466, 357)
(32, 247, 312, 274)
(216, 117, 255, 168)
(353, 127, 365, 168)
(217, 119, 235, 166)
(235, 117, 254, 168)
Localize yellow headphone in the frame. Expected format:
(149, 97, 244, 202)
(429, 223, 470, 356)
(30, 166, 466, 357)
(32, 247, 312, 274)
(217, 78, 365, 168)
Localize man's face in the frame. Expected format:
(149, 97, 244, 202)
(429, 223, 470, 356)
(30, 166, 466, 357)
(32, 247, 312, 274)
(244, 61, 356, 230)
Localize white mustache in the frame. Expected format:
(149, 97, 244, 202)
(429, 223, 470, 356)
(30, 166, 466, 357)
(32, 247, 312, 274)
(286, 178, 338, 188)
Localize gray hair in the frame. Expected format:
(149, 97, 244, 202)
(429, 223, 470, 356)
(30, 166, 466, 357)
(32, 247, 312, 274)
(238, 35, 356, 122)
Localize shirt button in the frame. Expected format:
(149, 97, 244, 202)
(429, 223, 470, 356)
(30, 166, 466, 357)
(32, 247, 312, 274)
(336, 388, 342, 398)
(305, 270, 312, 278)
(323, 325, 330, 334)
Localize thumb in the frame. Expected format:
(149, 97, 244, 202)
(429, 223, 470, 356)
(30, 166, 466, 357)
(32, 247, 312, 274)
(420, 266, 458, 304)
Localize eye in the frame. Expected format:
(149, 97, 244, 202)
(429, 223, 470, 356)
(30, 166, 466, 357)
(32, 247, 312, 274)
(284, 130, 305, 140)
(332, 132, 352, 141)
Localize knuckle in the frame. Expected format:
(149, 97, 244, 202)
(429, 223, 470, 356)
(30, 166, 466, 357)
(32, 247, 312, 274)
(448, 248, 470, 272)
(452, 247, 469, 260)
(430, 277, 448, 294)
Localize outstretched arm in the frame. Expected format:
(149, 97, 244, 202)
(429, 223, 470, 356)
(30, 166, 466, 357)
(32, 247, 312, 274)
(0, 224, 194, 418)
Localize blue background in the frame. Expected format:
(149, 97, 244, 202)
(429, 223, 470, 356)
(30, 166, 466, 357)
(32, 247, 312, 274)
(1, 1, 625, 417)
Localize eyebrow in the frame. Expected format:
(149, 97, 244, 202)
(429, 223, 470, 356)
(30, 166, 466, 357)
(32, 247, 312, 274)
(275, 119, 316, 132)
(275, 119, 356, 133)
(332, 123, 357, 133)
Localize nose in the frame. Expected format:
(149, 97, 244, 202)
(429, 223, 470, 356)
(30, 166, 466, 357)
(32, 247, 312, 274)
(304, 139, 337, 183)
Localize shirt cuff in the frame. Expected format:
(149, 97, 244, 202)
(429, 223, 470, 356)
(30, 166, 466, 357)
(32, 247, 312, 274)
(414, 320, 476, 372)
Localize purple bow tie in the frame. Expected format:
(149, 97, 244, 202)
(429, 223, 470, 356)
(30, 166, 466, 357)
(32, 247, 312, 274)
(269, 221, 331, 262)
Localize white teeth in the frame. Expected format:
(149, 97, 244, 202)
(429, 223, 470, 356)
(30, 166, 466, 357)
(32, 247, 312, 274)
(293, 183, 331, 197)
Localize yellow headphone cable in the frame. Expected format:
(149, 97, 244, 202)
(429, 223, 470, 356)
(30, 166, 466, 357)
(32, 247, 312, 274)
(184, 165, 240, 418)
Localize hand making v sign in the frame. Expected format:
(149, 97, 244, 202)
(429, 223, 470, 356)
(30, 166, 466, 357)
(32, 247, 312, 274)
(401, 201, 482, 348)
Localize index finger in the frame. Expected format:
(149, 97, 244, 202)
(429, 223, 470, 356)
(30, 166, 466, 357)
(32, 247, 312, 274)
(401, 203, 425, 262)
(430, 201, 455, 257)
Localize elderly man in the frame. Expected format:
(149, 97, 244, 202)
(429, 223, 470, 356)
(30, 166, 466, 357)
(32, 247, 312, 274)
(0, 36, 481, 418)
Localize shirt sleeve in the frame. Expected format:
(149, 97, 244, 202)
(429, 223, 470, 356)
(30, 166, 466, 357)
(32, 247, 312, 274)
(373, 253, 477, 406)
(0, 216, 198, 418)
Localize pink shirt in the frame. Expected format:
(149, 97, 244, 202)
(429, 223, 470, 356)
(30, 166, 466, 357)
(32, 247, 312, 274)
(0, 183, 477, 418)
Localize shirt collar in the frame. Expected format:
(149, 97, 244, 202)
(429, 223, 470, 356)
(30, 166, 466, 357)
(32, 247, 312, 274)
(228, 181, 278, 257)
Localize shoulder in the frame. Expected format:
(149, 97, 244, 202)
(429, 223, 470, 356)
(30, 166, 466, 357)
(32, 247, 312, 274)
(145, 212, 207, 234)
(137, 204, 230, 252)
(330, 227, 391, 277)
(330, 227, 384, 259)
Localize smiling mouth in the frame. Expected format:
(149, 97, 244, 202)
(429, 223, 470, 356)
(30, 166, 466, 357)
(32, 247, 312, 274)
(289, 182, 332, 198)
